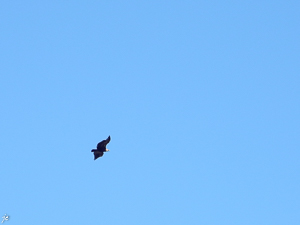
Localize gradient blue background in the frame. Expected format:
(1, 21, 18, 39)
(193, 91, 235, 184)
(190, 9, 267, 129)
(1, 1, 299, 224)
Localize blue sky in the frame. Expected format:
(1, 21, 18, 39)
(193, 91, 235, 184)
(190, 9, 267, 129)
(1, 1, 299, 224)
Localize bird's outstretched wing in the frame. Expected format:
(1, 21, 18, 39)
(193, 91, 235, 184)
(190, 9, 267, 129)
(93, 151, 104, 160)
(97, 136, 111, 150)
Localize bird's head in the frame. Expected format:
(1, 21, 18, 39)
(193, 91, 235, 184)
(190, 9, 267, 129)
(105, 149, 110, 152)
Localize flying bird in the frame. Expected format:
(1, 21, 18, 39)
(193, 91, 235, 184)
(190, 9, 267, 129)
(91, 136, 111, 160)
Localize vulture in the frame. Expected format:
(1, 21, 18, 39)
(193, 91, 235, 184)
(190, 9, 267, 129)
(91, 136, 111, 160)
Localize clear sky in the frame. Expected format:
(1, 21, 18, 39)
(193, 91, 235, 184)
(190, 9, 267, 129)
(1, 1, 299, 224)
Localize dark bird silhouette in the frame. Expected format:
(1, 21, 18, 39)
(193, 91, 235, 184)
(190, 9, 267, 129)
(91, 136, 111, 160)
